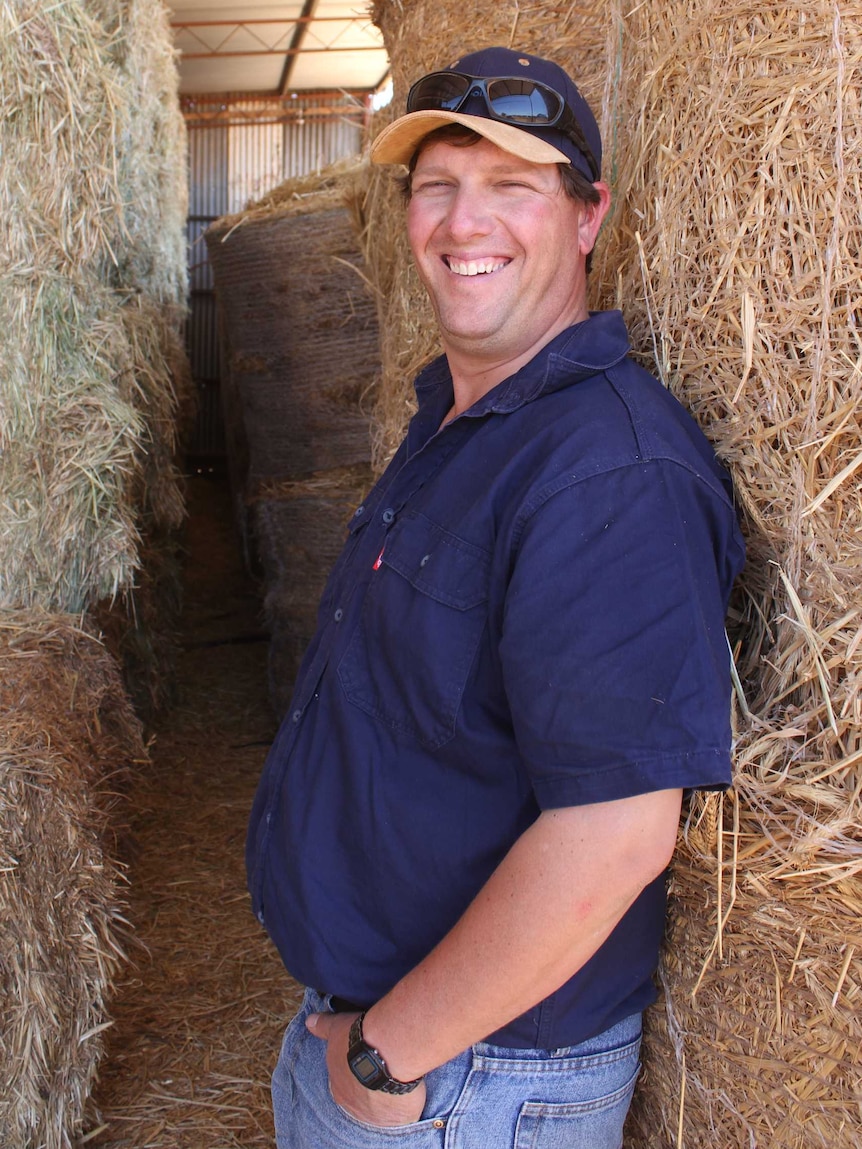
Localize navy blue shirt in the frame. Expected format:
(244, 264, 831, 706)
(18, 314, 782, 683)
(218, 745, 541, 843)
(246, 311, 745, 1049)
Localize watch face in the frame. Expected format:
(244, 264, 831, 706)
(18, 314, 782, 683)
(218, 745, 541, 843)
(351, 1050, 383, 1085)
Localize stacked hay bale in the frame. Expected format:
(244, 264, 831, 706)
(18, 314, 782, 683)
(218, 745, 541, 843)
(253, 465, 373, 717)
(206, 165, 377, 716)
(368, 1, 861, 1145)
(0, 616, 146, 1149)
(0, 1, 187, 1144)
(93, 0, 194, 717)
(594, 4, 862, 1146)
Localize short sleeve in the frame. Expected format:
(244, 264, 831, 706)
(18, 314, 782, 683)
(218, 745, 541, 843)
(499, 459, 741, 809)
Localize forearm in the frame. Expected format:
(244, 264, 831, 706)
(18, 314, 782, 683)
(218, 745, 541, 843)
(363, 788, 682, 1081)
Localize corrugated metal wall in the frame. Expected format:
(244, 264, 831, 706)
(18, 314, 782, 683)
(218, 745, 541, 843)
(183, 93, 369, 463)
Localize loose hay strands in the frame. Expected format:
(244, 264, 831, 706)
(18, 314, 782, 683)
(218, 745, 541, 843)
(214, 155, 370, 232)
(0, 611, 146, 1149)
(593, 2, 862, 1145)
(365, 0, 609, 470)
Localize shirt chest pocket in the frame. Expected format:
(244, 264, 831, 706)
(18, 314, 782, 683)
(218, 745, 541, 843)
(337, 514, 491, 749)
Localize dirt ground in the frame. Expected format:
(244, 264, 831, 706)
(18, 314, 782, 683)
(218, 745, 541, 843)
(88, 476, 302, 1148)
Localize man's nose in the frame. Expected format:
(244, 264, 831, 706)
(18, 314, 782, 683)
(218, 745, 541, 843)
(444, 187, 494, 241)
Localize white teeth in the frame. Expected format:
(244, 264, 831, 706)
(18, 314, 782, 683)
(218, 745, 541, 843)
(448, 258, 506, 276)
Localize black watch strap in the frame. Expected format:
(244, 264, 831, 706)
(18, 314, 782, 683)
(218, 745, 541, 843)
(346, 1012, 423, 1094)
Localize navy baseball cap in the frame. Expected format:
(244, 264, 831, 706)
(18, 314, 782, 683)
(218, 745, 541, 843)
(371, 47, 602, 182)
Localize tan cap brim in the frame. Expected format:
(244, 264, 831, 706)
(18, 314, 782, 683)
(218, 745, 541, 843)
(370, 110, 570, 166)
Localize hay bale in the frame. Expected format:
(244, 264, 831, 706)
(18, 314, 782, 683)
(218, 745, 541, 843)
(95, 0, 192, 712)
(0, 0, 128, 280)
(591, 3, 862, 1146)
(93, 526, 185, 722)
(0, 275, 144, 611)
(0, 5, 188, 1143)
(0, 0, 189, 618)
(105, 0, 189, 307)
(0, 612, 147, 1149)
(367, 3, 862, 1145)
(365, 0, 609, 468)
(252, 464, 373, 716)
(264, 607, 324, 721)
(206, 162, 378, 497)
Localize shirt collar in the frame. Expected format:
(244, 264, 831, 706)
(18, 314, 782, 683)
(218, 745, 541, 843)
(414, 311, 632, 422)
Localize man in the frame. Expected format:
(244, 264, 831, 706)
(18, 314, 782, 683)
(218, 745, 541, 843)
(247, 46, 745, 1148)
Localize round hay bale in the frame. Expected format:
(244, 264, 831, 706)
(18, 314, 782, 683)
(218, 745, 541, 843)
(365, 3, 862, 1146)
(93, 526, 185, 723)
(0, 612, 146, 1149)
(592, 3, 862, 1146)
(252, 464, 373, 716)
(206, 164, 378, 496)
(264, 605, 324, 722)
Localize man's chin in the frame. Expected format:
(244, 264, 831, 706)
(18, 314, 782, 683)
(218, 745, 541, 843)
(437, 310, 506, 348)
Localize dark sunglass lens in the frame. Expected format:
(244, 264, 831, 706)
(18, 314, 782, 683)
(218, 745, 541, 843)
(408, 73, 472, 112)
(485, 79, 561, 124)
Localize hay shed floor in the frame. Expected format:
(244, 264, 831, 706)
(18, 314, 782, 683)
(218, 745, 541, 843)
(89, 475, 302, 1148)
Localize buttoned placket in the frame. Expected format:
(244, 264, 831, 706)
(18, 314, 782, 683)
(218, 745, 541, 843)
(250, 407, 487, 917)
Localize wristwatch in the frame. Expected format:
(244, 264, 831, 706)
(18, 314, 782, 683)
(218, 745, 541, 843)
(346, 1011, 424, 1094)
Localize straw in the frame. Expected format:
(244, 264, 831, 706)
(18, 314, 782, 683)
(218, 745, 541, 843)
(594, 4, 862, 1144)
(369, 2, 862, 1145)
(0, 611, 146, 1149)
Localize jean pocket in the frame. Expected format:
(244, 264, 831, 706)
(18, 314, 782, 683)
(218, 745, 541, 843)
(327, 1100, 445, 1145)
(325, 1045, 475, 1146)
(338, 512, 491, 748)
(513, 1062, 640, 1149)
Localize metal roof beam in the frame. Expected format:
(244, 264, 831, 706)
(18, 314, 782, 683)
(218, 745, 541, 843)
(171, 15, 381, 60)
(178, 44, 383, 61)
(279, 0, 319, 95)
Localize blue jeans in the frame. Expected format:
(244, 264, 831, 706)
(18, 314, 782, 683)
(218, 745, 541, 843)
(272, 989, 641, 1149)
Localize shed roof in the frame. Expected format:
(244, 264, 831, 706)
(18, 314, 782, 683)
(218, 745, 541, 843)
(168, 1, 389, 96)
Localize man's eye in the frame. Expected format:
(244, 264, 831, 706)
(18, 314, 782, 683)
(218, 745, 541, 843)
(415, 180, 453, 193)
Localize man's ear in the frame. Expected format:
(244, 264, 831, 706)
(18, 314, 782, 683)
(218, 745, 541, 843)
(578, 182, 612, 257)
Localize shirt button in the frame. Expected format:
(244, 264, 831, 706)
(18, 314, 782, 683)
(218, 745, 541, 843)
(433, 1119, 445, 1129)
(382, 508, 395, 524)
(420, 554, 431, 567)
(291, 709, 302, 723)
(354, 504, 365, 517)
(334, 608, 343, 622)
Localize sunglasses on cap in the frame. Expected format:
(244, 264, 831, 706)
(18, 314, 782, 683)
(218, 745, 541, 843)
(406, 71, 600, 181)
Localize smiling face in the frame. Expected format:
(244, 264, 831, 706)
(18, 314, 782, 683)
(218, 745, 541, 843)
(406, 135, 608, 387)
